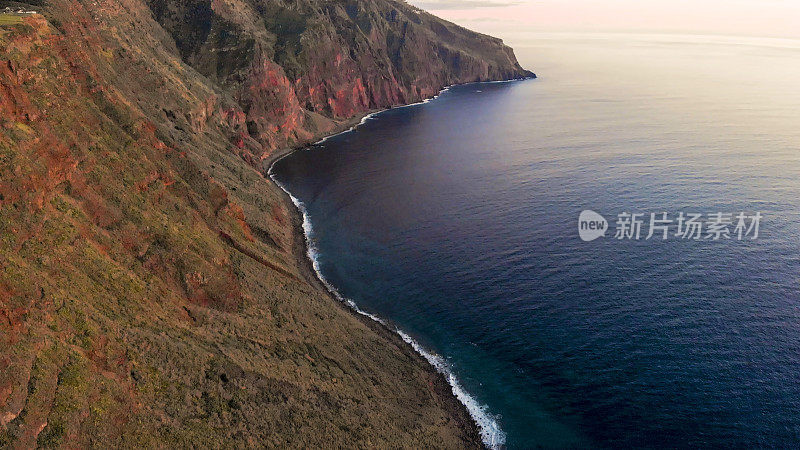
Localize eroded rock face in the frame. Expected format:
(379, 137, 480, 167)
(146, 0, 533, 159)
(0, 0, 530, 447)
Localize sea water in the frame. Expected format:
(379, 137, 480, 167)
(271, 33, 800, 448)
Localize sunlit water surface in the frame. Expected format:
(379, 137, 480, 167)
(273, 34, 800, 448)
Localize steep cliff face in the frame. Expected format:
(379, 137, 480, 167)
(0, 0, 530, 447)
(145, 0, 533, 162)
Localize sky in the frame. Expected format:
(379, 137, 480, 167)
(406, 0, 800, 45)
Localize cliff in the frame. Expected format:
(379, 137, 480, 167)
(0, 0, 530, 447)
(147, 0, 532, 166)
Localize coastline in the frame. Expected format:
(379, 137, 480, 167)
(262, 78, 533, 448)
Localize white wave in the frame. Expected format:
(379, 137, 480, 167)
(396, 330, 506, 448)
(269, 167, 507, 449)
(278, 78, 528, 151)
(267, 173, 389, 327)
(265, 80, 529, 448)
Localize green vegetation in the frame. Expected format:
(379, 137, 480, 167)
(0, 0, 528, 446)
(0, 14, 24, 26)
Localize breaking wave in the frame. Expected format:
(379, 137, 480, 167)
(267, 83, 517, 447)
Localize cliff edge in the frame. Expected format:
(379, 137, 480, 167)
(0, 0, 531, 447)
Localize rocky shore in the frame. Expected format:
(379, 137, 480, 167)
(0, 0, 530, 446)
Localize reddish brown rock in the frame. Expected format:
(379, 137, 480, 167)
(0, 0, 531, 447)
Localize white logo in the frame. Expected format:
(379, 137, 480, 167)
(578, 210, 762, 242)
(579, 210, 608, 241)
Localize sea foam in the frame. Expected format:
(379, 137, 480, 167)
(267, 82, 515, 448)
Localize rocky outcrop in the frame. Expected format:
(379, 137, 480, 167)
(0, 0, 531, 447)
(145, 0, 533, 162)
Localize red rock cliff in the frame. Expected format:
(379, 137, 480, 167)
(145, 0, 534, 162)
(0, 0, 530, 446)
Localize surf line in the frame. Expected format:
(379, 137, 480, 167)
(266, 79, 532, 448)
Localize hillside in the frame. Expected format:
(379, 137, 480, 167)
(0, 0, 530, 447)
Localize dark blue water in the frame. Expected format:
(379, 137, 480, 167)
(272, 35, 800, 448)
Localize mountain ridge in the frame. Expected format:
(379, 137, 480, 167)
(0, 0, 531, 446)
(143, 0, 533, 163)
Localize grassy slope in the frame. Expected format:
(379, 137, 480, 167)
(0, 2, 480, 447)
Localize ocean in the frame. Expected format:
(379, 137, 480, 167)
(271, 33, 800, 448)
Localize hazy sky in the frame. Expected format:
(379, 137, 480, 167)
(407, 0, 800, 45)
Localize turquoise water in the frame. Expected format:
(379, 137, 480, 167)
(272, 34, 800, 448)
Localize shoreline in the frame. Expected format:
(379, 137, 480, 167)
(263, 77, 533, 448)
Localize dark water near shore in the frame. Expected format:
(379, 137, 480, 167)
(272, 34, 800, 448)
